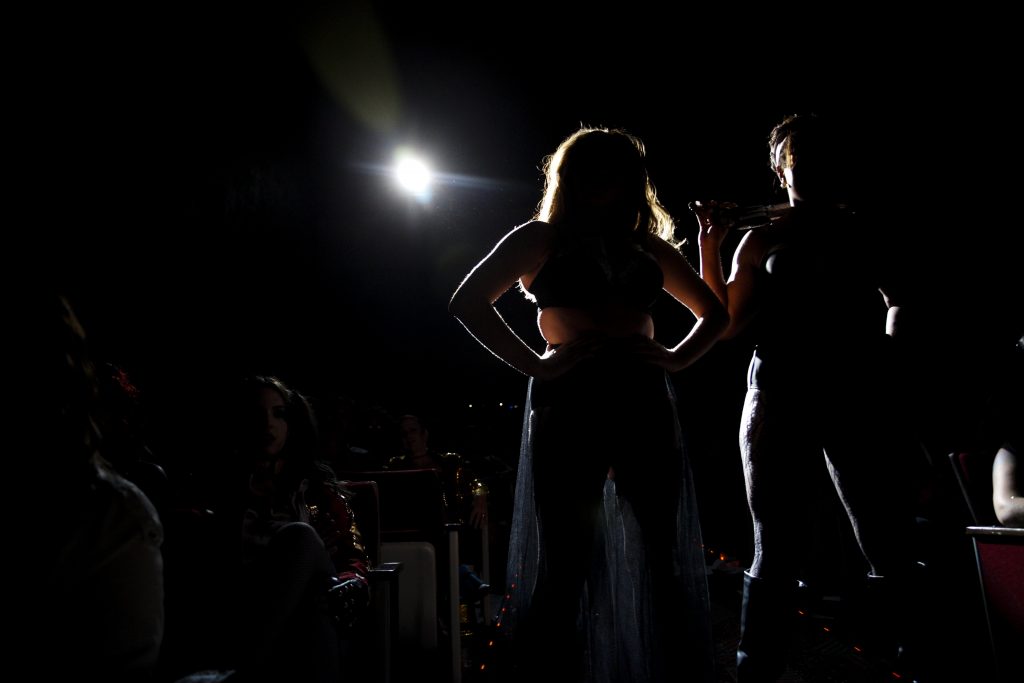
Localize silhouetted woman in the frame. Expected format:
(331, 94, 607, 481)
(451, 127, 727, 682)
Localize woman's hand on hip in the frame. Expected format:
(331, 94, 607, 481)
(625, 334, 685, 372)
(534, 334, 606, 381)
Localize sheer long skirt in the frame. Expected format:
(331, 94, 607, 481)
(497, 356, 714, 683)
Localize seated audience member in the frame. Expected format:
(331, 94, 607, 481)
(164, 375, 370, 683)
(39, 294, 165, 681)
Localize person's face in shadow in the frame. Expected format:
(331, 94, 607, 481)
(561, 133, 645, 230)
(775, 135, 842, 204)
(576, 167, 629, 208)
(254, 387, 289, 460)
(400, 417, 429, 459)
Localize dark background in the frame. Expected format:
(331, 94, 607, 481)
(42, 4, 1020, 557)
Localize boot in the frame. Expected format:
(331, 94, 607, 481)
(736, 571, 799, 682)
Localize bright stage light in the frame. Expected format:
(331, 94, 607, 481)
(393, 150, 432, 200)
(396, 157, 430, 192)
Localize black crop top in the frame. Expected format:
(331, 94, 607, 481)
(525, 236, 664, 311)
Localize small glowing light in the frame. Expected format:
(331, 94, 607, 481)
(487, 640, 494, 647)
(389, 148, 434, 201)
(797, 610, 807, 616)
(468, 403, 473, 408)
(853, 646, 863, 653)
(719, 552, 727, 561)
(394, 156, 432, 194)
(823, 627, 831, 633)
(479, 665, 486, 671)
(499, 402, 504, 407)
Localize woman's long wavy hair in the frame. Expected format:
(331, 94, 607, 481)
(534, 127, 679, 246)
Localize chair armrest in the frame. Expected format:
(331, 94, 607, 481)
(966, 526, 1024, 539)
(369, 561, 404, 581)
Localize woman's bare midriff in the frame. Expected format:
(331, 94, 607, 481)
(538, 306, 654, 348)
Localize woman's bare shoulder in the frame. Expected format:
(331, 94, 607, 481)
(638, 232, 676, 258)
(506, 220, 555, 246)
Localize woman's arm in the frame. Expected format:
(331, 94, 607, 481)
(693, 202, 766, 339)
(718, 233, 766, 338)
(638, 236, 729, 372)
(449, 222, 550, 377)
(693, 201, 730, 308)
(312, 486, 371, 629)
(993, 445, 1024, 527)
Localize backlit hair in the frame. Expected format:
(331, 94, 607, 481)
(534, 127, 679, 245)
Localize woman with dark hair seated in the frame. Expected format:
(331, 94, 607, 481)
(169, 375, 370, 683)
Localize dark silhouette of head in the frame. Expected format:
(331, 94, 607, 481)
(768, 113, 847, 204)
(536, 127, 678, 244)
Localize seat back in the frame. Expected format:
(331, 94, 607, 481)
(339, 468, 448, 543)
(967, 526, 1024, 682)
(339, 469, 460, 680)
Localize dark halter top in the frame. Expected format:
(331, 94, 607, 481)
(526, 234, 663, 312)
